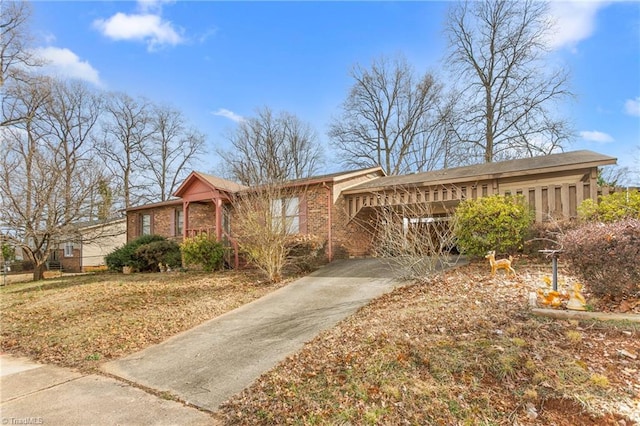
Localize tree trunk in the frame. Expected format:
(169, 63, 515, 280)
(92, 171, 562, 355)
(33, 263, 45, 281)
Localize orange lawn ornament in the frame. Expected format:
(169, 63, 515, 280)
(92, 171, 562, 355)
(536, 288, 567, 308)
(566, 283, 587, 311)
(485, 250, 516, 277)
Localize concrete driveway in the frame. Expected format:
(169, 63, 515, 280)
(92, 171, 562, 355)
(102, 258, 407, 412)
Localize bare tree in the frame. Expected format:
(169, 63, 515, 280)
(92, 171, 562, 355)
(352, 187, 460, 279)
(1, 0, 45, 129)
(41, 79, 103, 219)
(232, 185, 315, 282)
(141, 104, 206, 202)
(446, 0, 573, 163)
(329, 55, 452, 175)
(0, 77, 106, 280)
(0, 0, 42, 89)
(598, 165, 632, 188)
(219, 107, 323, 186)
(97, 92, 153, 209)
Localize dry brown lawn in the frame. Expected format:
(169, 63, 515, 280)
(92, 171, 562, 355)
(0, 270, 289, 372)
(2, 263, 638, 425)
(220, 263, 640, 425)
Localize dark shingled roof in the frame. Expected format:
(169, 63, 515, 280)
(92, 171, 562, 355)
(344, 150, 616, 193)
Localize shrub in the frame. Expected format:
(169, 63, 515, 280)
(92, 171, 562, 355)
(105, 234, 167, 272)
(285, 234, 326, 273)
(578, 189, 640, 222)
(524, 219, 578, 257)
(180, 235, 225, 272)
(561, 218, 640, 299)
(135, 240, 182, 271)
(453, 194, 533, 258)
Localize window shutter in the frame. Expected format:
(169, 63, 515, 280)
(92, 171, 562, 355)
(170, 210, 176, 237)
(299, 195, 308, 234)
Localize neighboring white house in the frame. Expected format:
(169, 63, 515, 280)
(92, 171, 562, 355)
(79, 218, 126, 271)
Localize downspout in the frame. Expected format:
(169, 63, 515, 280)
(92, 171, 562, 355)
(322, 182, 333, 262)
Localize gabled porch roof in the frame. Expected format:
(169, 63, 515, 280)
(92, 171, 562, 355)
(173, 172, 248, 202)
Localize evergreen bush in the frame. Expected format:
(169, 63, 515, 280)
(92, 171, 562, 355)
(453, 194, 533, 258)
(578, 189, 640, 222)
(180, 235, 225, 272)
(135, 240, 182, 271)
(105, 234, 167, 272)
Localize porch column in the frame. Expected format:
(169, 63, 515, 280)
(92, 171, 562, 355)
(215, 197, 222, 241)
(183, 201, 190, 239)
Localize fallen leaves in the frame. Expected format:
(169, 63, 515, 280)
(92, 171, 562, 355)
(220, 263, 640, 425)
(0, 270, 288, 372)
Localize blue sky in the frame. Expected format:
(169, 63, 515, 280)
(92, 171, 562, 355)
(29, 1, 640, 184)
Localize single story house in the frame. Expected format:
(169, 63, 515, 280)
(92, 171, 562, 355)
(48, 218, 127, 272)
(125, 150, 617, 266)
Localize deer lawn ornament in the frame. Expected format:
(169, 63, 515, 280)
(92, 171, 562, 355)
(485, 250, 515, 277)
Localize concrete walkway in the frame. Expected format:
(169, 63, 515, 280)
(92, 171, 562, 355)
(0, 355, 212, 425)
(102, 258, 405, 412)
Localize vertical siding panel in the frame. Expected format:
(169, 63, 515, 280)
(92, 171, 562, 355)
(529, 188, 536, 209)
(534, 187, 543, 222)
(569, 184, 578, 218)
(547, 186, 555, 217)
(561, 183, 571, 218)
(555, 187, 562, 217)
(576, 182, 585, 210)
(541, 188, 548, 219)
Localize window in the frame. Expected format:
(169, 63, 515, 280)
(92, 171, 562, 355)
(175, 209, 184, 236)
(64, 242, 74, 257)
(271, 197, 299, 234)
(141, 214, 152, 235)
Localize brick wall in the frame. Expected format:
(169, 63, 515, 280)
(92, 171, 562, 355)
(125, 174, 381, 260)
(187, 202, 216, 232)
(303, 181, 378, 259)
(49, 248, 82, 273)
(127, 205, 181, 241)
(331, 197, 371, 258)
(127, 202, 217, 243)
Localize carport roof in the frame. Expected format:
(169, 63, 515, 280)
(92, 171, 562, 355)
(343, 150, 616, 194)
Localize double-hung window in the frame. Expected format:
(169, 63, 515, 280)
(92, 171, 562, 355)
(271, 197, 300, 234)
(175, 209, 184, 236)
(141, 214, 152, 235)
(64, 241, 74, 257)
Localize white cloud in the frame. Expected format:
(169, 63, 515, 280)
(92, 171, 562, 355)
(546, 1, 608, 51)
(33, 47, 101, 86)
(624, 97, 640, 117)
(579, 130, 614, 143)
(93, 12, 183, 51)
(137, 0, 174, 14)
(212, 108, 244, 123)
